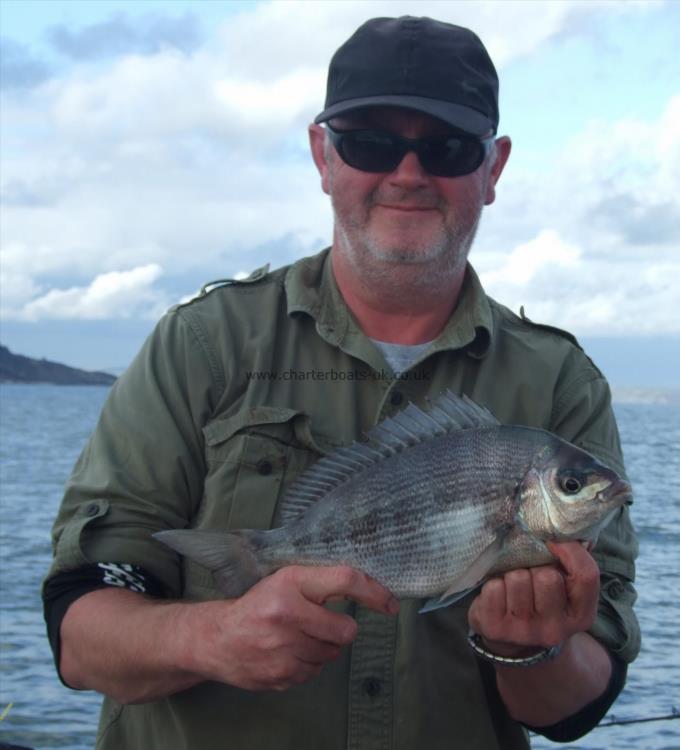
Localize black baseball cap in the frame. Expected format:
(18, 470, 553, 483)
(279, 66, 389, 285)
(314, 16, 499, 136)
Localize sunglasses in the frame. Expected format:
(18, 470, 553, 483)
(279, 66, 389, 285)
(325, 125, 494, 178)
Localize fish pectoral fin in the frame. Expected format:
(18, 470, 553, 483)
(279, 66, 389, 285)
(418, 536, 503, 614)
(419, 583, 484, 613)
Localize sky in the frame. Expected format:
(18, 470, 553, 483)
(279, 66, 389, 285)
(0, 0, 678, 387)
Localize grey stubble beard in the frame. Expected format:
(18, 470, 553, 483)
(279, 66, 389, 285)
(331, 187, 485, 298)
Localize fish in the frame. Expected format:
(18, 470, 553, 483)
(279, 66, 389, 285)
(153, 391, 632, 612)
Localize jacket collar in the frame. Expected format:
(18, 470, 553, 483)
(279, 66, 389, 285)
(285, 247, 493, 360)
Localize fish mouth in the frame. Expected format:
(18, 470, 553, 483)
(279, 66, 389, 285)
(601, 478, 633, 506)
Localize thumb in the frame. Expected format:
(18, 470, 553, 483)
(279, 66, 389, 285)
(546, 541, 600, 621)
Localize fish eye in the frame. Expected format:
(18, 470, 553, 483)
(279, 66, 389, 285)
(560, 475, 583, 494)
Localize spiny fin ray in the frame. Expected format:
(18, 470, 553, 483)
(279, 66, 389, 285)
(278, 390, 499, 524)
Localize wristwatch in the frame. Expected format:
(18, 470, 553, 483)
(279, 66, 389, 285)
(467, 629, 563, 667)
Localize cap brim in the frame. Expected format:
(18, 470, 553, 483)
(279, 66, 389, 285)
(314, 95, 494, 136)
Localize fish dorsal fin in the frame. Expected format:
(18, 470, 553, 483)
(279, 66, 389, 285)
(278, 391, 498, 524)
(367, 391, 498, 450)
(278, 441, 389, 524)
(428, 390, 498, 430)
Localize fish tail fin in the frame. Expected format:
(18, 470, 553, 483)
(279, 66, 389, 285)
(153, 529, 271, 598)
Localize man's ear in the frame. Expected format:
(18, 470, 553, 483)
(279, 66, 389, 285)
(484, 136, 511, 205)
(309, 124, 331, 195)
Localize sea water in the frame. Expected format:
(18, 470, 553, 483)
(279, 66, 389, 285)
(0, 384, 678, 749)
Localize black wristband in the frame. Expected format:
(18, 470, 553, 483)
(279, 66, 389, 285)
(523, 650, 627, 742)
(42, 563, 166, 686)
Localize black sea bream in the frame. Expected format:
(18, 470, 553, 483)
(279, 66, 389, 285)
(155, 392, 631, 611)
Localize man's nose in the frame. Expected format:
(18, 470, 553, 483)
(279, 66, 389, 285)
(387, 150, 430, 188)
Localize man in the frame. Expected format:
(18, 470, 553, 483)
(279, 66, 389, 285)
(43, 16, 639, 749)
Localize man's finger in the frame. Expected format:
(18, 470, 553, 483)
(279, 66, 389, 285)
(504, 569, 534, 618)
(293, 633, 342, 665)
(468, 577, 506, 636)
(546, 540, 592, 576)
(546, 541, 600, 621)
(530, 565, 567, 617)
(292, 566, 400, 616)
(294, 600, 359, 646)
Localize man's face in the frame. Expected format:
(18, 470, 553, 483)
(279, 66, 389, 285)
(309, 107, 510, 284)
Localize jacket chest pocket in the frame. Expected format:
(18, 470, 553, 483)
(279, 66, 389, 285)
(201, 406, 325, 531)
(185, 407, 326, 598)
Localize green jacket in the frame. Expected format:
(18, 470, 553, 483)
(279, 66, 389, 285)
(47, 249, 639, 750)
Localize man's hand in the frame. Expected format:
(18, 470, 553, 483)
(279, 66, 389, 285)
(60, 565, 398, 703)
(466, 541, 613, 727)
(182, 565, 399, 692)
(467, 541, 600, 656)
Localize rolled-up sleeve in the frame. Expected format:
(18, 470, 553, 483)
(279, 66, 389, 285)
(551, 354, 640, 664)
(45, 308, 222, 597)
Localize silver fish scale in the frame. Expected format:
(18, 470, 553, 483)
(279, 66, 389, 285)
(260, 426, 545, 597)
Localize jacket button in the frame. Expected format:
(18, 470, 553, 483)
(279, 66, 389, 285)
(85, 503, 99, 517)
(390, 391, 403, 407)
(607, 580, 625, 600)
(256, 460, 273, 476)
(362, 677, 382, 697)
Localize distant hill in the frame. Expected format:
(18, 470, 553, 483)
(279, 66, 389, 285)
(0, 344, 116, 385)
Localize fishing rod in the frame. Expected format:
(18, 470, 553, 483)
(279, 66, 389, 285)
(594, 707, 679, 729)
(528, 707, 679, 738)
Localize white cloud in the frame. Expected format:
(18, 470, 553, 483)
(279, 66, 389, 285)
(7, 264, 165, 321)
(9, 0, 653, 144)
(473, 91, 680, 335)
(480, 229, 680, 335)
(0, 252, 43, 312)
(481, 230, 581, 287)
(561, 95, 680, 205)
(213, 68, 326, 128)
(214, 0, 656, 76)
(0, 0, 675, 332)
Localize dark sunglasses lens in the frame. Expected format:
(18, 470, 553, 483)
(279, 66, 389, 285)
(332, 128, 488, 177)
(420, 137, 486, 177)
(338, 132, 404, 172)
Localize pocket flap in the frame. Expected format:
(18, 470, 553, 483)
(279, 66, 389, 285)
(203, 407, 303, 447)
